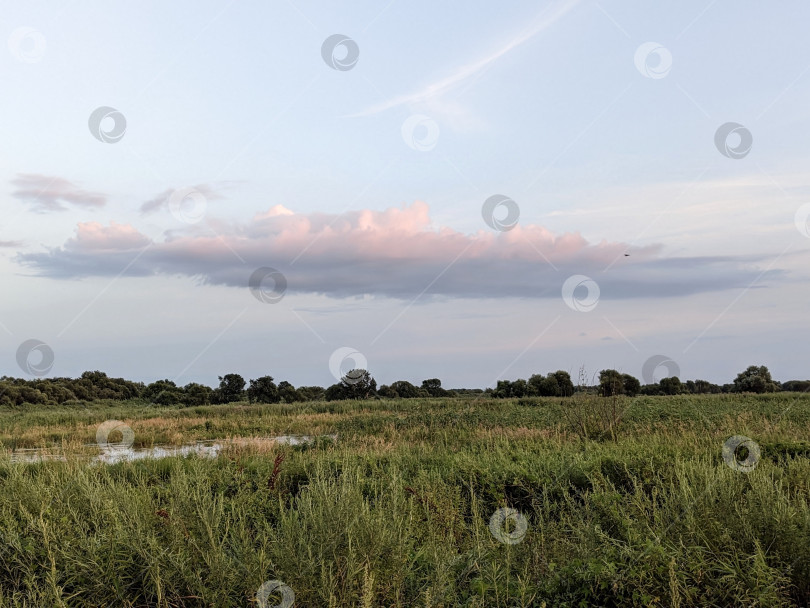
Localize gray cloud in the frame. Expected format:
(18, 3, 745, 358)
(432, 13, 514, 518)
(16, 202, 786, 301)
(11, 174, 106, 212)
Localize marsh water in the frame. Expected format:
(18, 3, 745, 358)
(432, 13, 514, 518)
(5, 434, 336, 464)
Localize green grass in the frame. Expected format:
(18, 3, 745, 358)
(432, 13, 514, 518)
(1, 393, 810, 606)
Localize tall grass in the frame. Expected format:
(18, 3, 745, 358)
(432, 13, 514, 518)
(1, 394, 809, 606)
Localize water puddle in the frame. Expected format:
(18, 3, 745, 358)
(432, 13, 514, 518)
(4, 434, 336, 464)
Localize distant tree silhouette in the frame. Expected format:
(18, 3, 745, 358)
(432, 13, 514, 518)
(552, 371, 574, 396)
(659, 376, 682, 395)
(782, 380, 810, 392)
(183, 383, 213, 406)
(599, 370, 624, 397)
(622, 374, 641, 397)
(246, 376, 279, 403)
(297, 386, 325, 401)
(391, 380, 420, 398)
(216, 374, 246, 403)
(377, 384, 398, 398)
(325, 369, 377, 400)
(143, 379, 182, 404)
(278, 380, 304, 403)
(733, 365, 779, 393)
(421, 378, 447, 397)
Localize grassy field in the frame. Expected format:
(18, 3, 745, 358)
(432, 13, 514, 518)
(1, 393, 810, 607)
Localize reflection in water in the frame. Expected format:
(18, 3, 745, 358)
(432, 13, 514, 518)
(5, 434, 336, 464)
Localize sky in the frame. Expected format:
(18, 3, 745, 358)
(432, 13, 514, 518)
(1, 0, 809, 389)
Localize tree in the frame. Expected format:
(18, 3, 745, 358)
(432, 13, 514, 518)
(782, 380, 810, 393)
(377, 384, 398, 398)
(142, 379, 182, 403)
(246, 376, 279, 403)
(552, 371, 574, 396)
(154, 390, 181, 406)
(421, 378, 447, 397)
(345, 370, 377, 399)
(659, 376, 682, 395)
(511, 378, 528, 398)
(390, 380, 420, 398)
(693, 379, 719, 394)
(733, 365, 779, 394)
(297, 386, 325, 401)
(324, 383, 344, 401)
(493, 379, 514, 398)
(183, 383, 212, 406)
(622, 374, 641, 397)
(528, 373, 557, 397)
(325, 370, 377, 400)
(217, 373, 246, 403)
(599, 369, 624, 397)
(278, 380, 304, 403)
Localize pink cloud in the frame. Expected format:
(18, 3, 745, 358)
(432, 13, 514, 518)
(66, 221, 151, 251)
(18, 201, 773, 300)
(12, 174, 106, 212)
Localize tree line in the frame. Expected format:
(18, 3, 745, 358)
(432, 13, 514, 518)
(0, 364, 803, 407)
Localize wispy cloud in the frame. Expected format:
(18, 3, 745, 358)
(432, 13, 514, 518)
(352, 0, 582, 116)
(140, 184, 227, 215)
(11, 174, 107, 213)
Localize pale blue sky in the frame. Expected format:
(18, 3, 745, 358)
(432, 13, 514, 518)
(1, 1, 809, 388)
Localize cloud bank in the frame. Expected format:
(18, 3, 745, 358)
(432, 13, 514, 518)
(17, 201, 781, 300)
